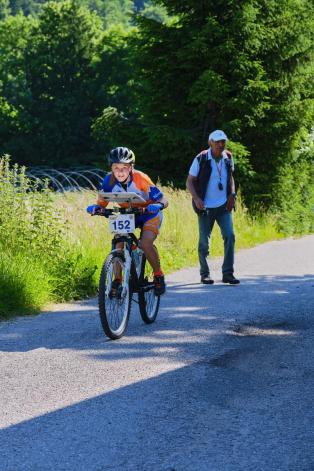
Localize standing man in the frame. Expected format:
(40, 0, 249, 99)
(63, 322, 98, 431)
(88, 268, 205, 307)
(186, 130, 240, 285)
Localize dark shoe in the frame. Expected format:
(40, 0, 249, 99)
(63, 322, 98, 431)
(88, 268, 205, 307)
(154, 274, 166, 296)
(201, 275, 214, 285)
(109, 279, 122, 298)
(222, 274, 240, 285)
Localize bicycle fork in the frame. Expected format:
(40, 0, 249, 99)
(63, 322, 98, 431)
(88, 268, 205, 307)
(104, 248, 132, 299)
(122, 249, 132, 298)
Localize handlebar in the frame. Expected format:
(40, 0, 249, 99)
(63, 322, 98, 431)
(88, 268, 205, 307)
(94, 207, 145, 218)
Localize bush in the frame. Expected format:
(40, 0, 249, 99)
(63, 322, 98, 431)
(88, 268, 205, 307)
(0, 156, 97, 316)
(274, 141, 314, 235)
(0, 252, 51, 318)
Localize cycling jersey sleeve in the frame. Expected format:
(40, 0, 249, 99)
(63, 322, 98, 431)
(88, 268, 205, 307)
(99, 173, 112, 191)
(149, 185, 163, 202)
(132, 170, 163, 203)
(97, 174, 111, 207)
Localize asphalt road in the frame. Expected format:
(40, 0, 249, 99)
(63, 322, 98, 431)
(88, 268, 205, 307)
(1, 235, 314, 471)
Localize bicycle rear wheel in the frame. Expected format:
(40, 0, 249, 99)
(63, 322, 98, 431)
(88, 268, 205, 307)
(138, 254, 160, 324)
(98, 251, 131, 339)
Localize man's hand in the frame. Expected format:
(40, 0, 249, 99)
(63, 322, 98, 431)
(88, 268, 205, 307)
(193, 196, 204, 211)
(226, 194, 236, 212)
(187, 175, 204, 210)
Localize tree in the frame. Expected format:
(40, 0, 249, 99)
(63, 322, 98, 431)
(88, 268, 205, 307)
(0, 0, 10, 18)
(0, 15, 34, 157)
(78, 0, 134, 29)
(111, 0, 314, 199)
(0, 1, 141, 168)
(21, 0, 102, 166)
(6, 0, 138, 21)
(140, 0, 170, 23)
(91, 23, 146, 165)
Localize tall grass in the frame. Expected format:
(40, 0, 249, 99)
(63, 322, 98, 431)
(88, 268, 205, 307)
(0, 158, 283, 318)
(0, 157, 96, 318)
(59, 187, 282, 279)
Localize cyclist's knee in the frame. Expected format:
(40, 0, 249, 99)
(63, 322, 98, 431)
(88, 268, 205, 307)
(115, 241, 124, 250)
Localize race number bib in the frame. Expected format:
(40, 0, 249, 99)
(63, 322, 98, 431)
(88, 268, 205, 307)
(108, 214, 135, 234)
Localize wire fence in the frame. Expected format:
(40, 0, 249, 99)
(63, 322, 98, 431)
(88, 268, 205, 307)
(26, 167, 105, 192)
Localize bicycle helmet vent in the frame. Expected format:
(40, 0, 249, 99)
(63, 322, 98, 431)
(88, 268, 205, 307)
(108, 147, 135, 165)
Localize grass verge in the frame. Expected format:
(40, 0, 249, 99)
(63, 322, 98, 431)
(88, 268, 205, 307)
(0, 159, 284, 318)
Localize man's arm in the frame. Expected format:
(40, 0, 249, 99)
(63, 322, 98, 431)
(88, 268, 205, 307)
(226, 175, 236, 212)
(230, 175, 235, 194)
(186, 175, 204, 210)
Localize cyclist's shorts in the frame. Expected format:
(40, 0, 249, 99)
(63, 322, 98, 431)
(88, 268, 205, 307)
(135, 212, 163, 236)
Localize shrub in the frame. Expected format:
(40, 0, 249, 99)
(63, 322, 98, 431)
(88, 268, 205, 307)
(0, 156, 97, 315)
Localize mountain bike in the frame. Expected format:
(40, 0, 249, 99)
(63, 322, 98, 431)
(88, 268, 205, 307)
(93, 192, 161, 340)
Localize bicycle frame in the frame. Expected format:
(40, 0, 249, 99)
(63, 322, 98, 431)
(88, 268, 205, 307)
(110, 232, 143, 296)
(92, 198, 161, 339)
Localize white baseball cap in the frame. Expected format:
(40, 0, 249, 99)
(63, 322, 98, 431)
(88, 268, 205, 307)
(208, 129, 228, 141)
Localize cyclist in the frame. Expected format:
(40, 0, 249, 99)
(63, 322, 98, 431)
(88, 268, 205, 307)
(87, 147, 168, 295)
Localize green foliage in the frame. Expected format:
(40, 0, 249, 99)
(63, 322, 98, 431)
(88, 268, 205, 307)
(274, 136, 314, 235)
(0, 252, 51, 317)
(0, 156, 65, 255)
(99, 0, 133, 29)
(92, 24, 136, 118)
(6, 0, 146, 20)
(22, 1, 102, 166)
(0, 14, 33, 152)
(0, 0, 313, 236)
(0, 2, 142, 168)
(0, 173, 284, 317)
(76, 0, 134, 29)
(0, 156, 97, 316)
(140, 0, 170, 23)
(0, 0, 10, 18)
(112, 0, 314, 202)
(0, 2, 105, 166)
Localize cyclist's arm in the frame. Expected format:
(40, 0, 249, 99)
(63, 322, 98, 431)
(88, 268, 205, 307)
(96, 195, 109, 208)
(97, 174, 112, 208)
(156, 195, 168, 209)
(146, 179, 168, 209)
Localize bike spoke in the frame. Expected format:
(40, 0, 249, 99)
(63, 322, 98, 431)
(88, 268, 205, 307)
(99, 253, 131, 339)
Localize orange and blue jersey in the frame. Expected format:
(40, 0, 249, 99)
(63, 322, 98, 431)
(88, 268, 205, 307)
(98, 169, 164, 232)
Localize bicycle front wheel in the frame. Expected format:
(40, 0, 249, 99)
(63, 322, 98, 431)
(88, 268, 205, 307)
(138, 254, 160, 324)
(98, 251, 131, 339)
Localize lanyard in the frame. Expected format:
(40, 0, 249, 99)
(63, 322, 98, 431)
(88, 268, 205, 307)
(214, 158, 223, 180)
(214, 157, 224, 191)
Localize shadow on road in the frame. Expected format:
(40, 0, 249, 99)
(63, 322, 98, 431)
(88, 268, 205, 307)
(1, 317, 314, 471)
(1, 273, 314, 470)
(0, 274, 313, 359)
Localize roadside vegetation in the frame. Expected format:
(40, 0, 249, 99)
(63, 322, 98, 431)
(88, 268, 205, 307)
(0, 1, 313, 318)
(0, 157, 284, 319)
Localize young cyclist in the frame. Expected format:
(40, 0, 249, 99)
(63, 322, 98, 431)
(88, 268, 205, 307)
(87, 147, 168, 295)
